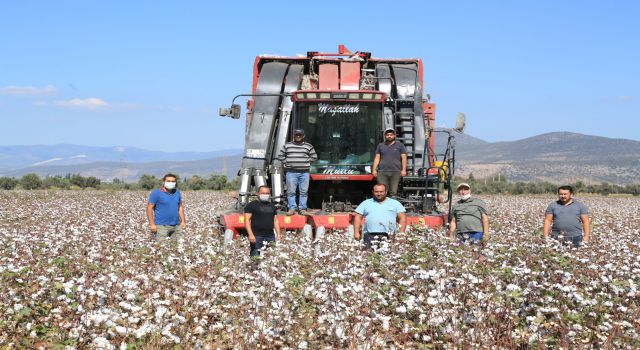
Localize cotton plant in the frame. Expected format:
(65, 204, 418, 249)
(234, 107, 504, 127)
(0, 191, 639, 348)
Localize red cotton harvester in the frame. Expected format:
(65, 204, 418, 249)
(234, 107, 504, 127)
(217, 45, 466, 240)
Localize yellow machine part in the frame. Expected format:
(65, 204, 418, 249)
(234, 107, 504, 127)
(433, 161, 449, 181)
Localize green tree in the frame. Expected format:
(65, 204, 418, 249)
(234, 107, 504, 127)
(207, 174, 228, 190)
(42, 176, 70, 189)
(186, 175, 207, 190)
(0, 176, 18, 190)
(138, 174, 159, 190)
(20, 173, 42, 190)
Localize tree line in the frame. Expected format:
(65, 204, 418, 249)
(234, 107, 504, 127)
(1, 172, 638, 195)
(0, 173, 240, 191)
(454, 173, 640, 196)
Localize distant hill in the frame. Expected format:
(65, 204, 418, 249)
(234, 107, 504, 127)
(1, 132, 638, 184)
(3, 156, 243, 182)
(0, 144, 242, 171)
(454, 132, 640, 184)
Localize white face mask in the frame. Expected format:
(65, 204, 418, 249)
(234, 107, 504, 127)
(461, 194, 471, 200)
(258, 194, 270, 202)
(164, 181, 176, 190)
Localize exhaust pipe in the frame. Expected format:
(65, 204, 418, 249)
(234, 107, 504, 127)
(271, 166, 284, 203)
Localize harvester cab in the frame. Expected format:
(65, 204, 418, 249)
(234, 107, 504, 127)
(218, 45, 463, 238)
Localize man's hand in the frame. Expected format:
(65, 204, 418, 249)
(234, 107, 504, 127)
(248, 234, 257, 244)
(354, 231, 361, 241)
(276, 231, 282, 241)
(180, 222, 186, 230)
(149, 224, 157, 233)
(400, 170, 407, 177)
(372, 170, 378, 177)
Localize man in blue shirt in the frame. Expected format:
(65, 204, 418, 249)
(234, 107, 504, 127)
(543, 185, 590, 248)
(353, 183, 406, 247)
(147, 173, 186, 241)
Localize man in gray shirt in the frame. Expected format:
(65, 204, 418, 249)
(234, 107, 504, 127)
(543, 185, 590, 247)
(372, 128, 407, 198)
(449, 183, 490, 244)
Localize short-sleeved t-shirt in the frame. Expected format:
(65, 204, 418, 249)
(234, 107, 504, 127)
(355, 197, 406, 233)
(244, 200, 277, 236)
(148, 189, 182, 225)
(451, 197, 488, 233)
(545, 200, 589, 238)
(375, 141, 407, 172)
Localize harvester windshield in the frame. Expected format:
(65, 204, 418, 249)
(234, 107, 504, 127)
(296, 101, 382, 175)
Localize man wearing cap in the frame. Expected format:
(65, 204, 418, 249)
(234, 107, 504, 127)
(449, 183, 490, 244)
(277, 128, 318, 215)
(372, 128, 407, 198)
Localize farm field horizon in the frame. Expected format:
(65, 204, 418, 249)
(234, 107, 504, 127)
(1, 190, 638, 348)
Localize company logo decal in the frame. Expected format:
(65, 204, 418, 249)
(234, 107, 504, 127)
(318, 103, 360, 116)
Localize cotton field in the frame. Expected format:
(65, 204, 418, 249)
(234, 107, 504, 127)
(0, 190, 639, 349)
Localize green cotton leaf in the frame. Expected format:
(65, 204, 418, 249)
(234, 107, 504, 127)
(20, 307, 32, 317)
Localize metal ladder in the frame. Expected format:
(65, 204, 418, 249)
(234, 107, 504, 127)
(393, 99, 418, 175)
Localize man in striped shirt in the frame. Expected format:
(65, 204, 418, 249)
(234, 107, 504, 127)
(277, 128, 318, 215)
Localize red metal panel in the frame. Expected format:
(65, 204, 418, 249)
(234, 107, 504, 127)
(220, 213, 245, 238)
(310, 174, 375, 181)
(276, 214, 308, 230)
(308, 213, 352, 229)
(340, 62, 360, 90)
(319, 64, 339, 90)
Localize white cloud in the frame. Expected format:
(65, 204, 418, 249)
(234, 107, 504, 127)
(54, 97, 109, 109)
(0, 84, 57, 96)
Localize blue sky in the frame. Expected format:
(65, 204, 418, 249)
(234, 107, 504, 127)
(1, 1, 638, 152)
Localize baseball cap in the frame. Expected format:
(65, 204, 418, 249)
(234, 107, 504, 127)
(384, 128, 396, 134)
(456, 182, 471, 190)
(293, 128, 305, 135)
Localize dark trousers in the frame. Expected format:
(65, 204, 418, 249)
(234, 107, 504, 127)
(551, 232, 582, 248)
(377, 171, 401, 197)
(249, 233, 276, 256)
(363, 232, 389, 247)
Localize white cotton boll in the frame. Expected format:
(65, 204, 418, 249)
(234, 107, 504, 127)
(115, 326, 128, 336)
(155, 306, 167, 322)
(395, 305, 407, 314)
(91, 336, 114, 350)
(506, 284, 520, 291)
(427, 297, 438, 305)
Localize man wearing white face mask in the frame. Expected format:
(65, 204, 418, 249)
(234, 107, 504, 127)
(449, 183, 489, 244)
(244, 185, 281, 256)
(147, 173, 186, 241)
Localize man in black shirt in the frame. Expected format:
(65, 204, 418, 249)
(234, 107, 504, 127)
(244, 185, 281, 256)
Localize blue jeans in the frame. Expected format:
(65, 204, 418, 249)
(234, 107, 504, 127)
(551, 232, 582, 248)
(249, 234, 276, 256)
(457, 231, 483, 244)
(286, 172, 310, 210)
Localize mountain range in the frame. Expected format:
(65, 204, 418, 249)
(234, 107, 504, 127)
(1, 132, 638, 184)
